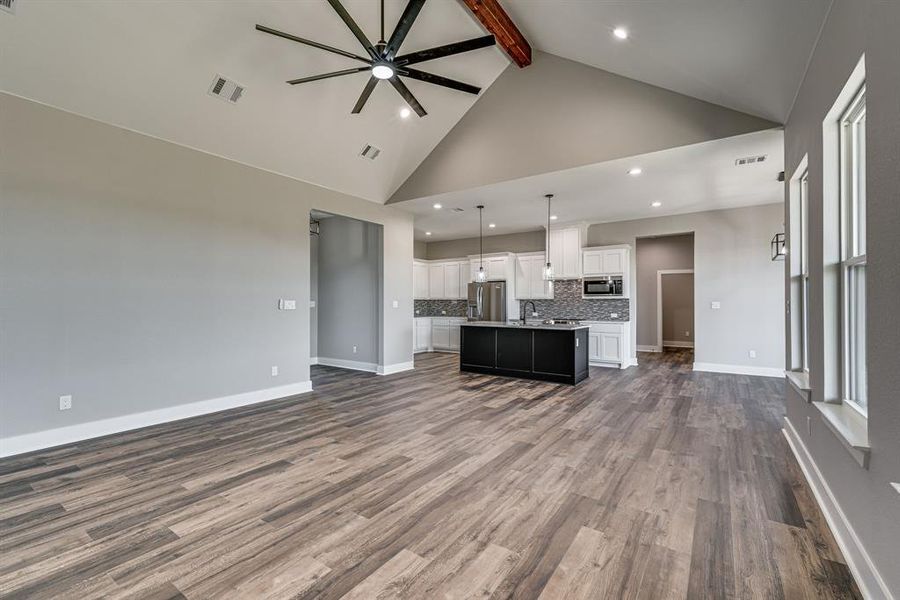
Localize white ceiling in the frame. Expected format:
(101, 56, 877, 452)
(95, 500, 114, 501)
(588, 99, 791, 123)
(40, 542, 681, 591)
(0, 0, 508, 203)
(405, 129, 784, 241)
(504, 0, 832, 123)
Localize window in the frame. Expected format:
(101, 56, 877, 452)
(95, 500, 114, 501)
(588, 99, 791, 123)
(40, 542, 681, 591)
(839, 85, 867, 415)
(789, 161, 810, 374)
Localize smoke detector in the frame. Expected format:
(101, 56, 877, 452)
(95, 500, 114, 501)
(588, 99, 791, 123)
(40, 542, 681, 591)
(208, 74, 245, 104)
(0, 0, 17, 14)
(735, 154, 767, 166)
(359, 144, 382, 160)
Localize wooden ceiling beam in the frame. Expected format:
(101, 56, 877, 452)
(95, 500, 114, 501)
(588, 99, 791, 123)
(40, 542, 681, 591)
(460, 0, 532, 68)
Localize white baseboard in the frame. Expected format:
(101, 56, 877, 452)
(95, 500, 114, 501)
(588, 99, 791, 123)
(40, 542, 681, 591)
(626, 357, 638, 367)
(310, 356, 319, 365)
(662, 340, 694, 348)
(636, 345, 661, 353)
(316, 357, 378, 373)
(692, 362, 784, 378)
(377, 361, 415, 376)
(783, 418, 893, 600)
(0, 381, 313, 458)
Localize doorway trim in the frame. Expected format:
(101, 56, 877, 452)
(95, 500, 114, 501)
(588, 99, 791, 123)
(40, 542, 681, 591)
(657, 269, 694, 353)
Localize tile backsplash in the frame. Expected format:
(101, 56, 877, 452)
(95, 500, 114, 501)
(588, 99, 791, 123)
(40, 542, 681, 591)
(519, 280, 629, 321)
(414, 299, 467, 317)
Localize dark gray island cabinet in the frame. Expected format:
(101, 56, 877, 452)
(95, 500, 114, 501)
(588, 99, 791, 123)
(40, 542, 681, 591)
(460, 323, 590, 385)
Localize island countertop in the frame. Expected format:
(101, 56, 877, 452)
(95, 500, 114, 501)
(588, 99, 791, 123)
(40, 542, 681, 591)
(460, 321, 591, 331)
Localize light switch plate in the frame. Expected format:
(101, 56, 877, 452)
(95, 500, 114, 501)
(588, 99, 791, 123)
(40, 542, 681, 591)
(309, 300, 316, 308)
(271, 366, 279, 376)
(278, 299, 297, 310)
(59, 395, 72, 411)
(392, 300, 399, 308)
(710, 301, 721, 309)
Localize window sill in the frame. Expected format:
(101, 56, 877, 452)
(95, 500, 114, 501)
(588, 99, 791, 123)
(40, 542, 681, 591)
(813, 401, 870, 469)
(785, 370, 811, 401)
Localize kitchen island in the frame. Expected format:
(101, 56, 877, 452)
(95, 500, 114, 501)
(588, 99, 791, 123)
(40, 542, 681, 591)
(460, 321, 590, 385)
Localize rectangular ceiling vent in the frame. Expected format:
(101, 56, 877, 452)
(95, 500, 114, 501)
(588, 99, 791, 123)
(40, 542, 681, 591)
(0, 0, 18, 15)
(208, 74, 245, 104)
(735, 154, 768, 166)
(452, 207, 465, 213)
(359, 144, 382, 160)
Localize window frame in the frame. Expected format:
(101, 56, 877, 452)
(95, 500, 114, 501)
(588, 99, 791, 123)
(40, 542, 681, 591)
(838, 84, 867, 417)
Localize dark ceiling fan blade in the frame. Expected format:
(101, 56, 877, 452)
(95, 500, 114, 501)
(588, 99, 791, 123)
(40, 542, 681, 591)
(401, 68, 481, 94)
(287, 67, 371, 85)
(389, 77, 427, 117)
(394, 35, 495, 66)
(352, 77, 379, 113)
(256, 24, 372, 64)
(385, 0, 425, 60)
(325, 0, 379, 60)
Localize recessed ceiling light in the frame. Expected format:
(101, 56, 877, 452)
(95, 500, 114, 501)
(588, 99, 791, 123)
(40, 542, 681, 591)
(613, 27, 628, 40)
(488, 223, 496, 228)
(425, 231, 432, 236)
(550, 215, 558, 220)
(433, 203, 442, 209)
(372, 64, 394, 80)
(399, 107, 411, 119)
(628, 167, 642, 176)
(651, 201, 662, 208)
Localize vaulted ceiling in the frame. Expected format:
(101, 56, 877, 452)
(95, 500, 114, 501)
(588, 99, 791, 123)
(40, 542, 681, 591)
(1, 0, 831, 205)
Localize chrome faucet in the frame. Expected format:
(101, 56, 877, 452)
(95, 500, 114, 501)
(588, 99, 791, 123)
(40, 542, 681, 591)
(521, 300, 537, 324)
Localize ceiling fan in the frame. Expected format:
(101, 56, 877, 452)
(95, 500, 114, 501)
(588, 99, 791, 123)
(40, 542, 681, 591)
(256, 0, 496, 117)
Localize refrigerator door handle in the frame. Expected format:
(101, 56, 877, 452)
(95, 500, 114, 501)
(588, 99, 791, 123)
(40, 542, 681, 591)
(477, 285, 483, 318)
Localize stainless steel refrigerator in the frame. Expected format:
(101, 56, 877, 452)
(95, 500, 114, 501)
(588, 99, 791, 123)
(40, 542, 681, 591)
(467, 281, 507, 322)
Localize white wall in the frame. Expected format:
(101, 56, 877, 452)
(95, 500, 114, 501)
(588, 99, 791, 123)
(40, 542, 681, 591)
(0, 93, 413, 453)
(587, 204, 785, 373)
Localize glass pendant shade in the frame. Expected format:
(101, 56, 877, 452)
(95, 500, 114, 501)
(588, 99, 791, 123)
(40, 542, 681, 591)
(542, 262, 553, 281)
(476, 266, 487, 282)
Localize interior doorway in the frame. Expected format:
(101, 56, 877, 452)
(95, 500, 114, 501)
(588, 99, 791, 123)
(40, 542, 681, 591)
(657, 270, 694, 352)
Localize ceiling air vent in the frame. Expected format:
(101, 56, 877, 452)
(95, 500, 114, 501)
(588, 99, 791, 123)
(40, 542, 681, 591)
(208, 74, 245, 104)
(735, 154, 768, 166)
(359, 144, 382, 160)
(452, 208, 465, 213)
(0, 0, 17, 15)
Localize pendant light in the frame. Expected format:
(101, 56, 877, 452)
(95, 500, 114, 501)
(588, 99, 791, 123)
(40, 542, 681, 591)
(476, 205, 487, 282)
(543, 194, 554, 281)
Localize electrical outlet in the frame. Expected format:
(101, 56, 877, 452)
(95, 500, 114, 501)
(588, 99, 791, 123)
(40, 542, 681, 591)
(309, 300, 316, 308)
(610, 313, 618, 318)
(685, 330, 690, 337)
(59, 395, 72, 411)
(392, 300, 399, 308)
(711, 301, 721, 309)
(278, 299, 297, 310)
(748, 350, 757, 358)
(531, 311, 538, 317)
(352, 345, 357, 354)
(271, 366, 278, 376)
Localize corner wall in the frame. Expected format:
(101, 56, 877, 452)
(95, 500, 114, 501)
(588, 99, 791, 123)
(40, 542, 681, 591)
(782, 1, 900, 596)
(0, 93, 414, 454)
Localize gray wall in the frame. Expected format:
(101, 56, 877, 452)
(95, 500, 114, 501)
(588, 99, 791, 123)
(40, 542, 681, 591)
(413, 240, 427, 260)
(0, 93, 414, 442)
(782, 1, 900, 595)
(316, 217, 382, 365)
(588, 204, 784, 369)
(661, 273, 694, 345)
(390, 51, 778, 202)
(635, 234, 695, 348)
(424, 230, 545, 260)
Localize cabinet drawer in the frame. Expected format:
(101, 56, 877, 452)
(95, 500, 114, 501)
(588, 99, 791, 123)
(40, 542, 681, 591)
(587, 322, 624, 334)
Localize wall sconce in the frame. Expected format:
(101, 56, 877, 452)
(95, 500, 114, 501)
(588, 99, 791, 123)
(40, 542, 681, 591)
(771, 232, 785, 261)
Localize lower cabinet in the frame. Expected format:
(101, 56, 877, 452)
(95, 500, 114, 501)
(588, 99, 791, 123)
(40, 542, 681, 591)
(415, 317, 465, 353)
(585, 322, 632, 369)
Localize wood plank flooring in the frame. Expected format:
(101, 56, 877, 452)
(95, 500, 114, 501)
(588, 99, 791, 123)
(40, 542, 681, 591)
(0, 350, 861, 599)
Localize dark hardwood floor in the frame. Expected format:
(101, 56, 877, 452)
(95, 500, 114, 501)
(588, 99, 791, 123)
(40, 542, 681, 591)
(0, 350, 860, 599)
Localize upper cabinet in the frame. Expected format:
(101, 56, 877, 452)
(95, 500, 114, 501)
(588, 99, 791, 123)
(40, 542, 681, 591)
(582, 246, 629, 277)
(515, 253, 553, 299)
(468, 253, 514, 283)
(548, 226, 583, 279)
(414, 259, 469, 300)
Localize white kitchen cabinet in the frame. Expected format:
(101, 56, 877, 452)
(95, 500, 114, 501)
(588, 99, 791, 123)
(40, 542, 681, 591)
(515, 253, 553, 299)
(449, 322, 461, 350)
(414, 317, 432, 353)
(413, 261, 429, 299)
(582, 247, 629, 276)
(584, 321, 632, 369)
(548, 226, 582, 279)
(443, 262, 461, 299)
(487, 257, 507, 280)
(468, 254, 512, 282)
(432, 323, 450, 349)
(428, 264, 445, 299)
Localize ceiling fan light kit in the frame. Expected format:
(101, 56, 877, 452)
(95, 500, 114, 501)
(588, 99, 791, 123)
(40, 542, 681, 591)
(256, 0, 496, 117)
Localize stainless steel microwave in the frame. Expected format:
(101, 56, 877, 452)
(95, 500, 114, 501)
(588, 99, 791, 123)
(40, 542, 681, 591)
(583, 276, 623, 297)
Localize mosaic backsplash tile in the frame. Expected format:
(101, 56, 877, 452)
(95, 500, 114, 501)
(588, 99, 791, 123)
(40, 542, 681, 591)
(518, 280, 630, 321)
(414, 281, 628, 321)
(414, 299, 467, 317)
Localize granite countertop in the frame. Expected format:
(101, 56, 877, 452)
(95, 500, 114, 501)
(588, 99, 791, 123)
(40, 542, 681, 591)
(461, 321, 591, 331)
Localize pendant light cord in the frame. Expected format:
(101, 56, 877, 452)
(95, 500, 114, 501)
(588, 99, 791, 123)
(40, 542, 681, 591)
(545, 194, 553, 266)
